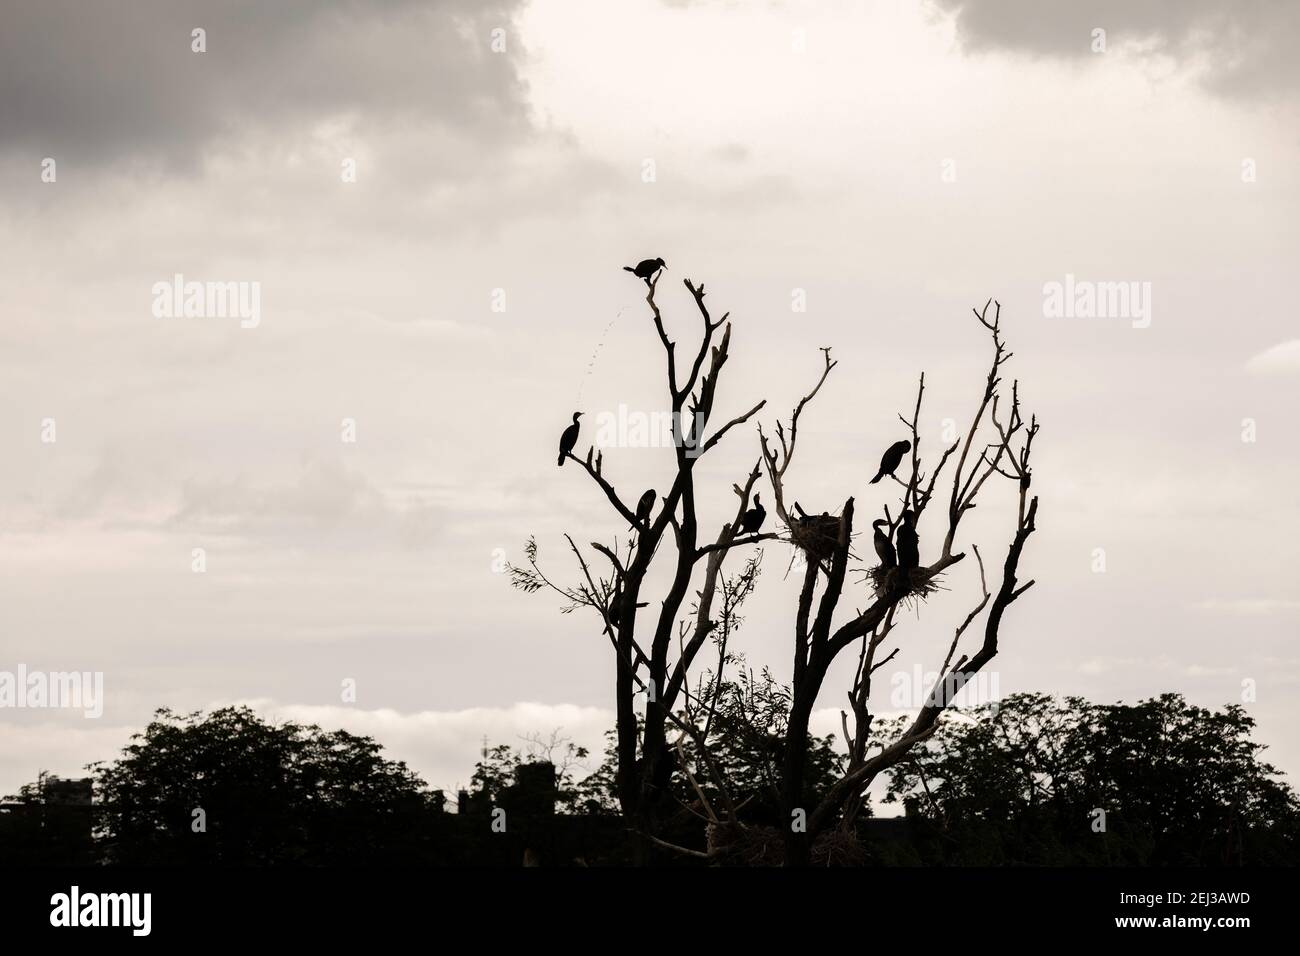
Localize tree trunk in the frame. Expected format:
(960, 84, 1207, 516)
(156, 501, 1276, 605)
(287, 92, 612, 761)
(781, 651, 829, 866)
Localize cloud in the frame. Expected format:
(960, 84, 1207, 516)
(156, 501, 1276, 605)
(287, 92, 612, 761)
(1194, 598, 1300, 615)
(169, 456, 444, 549)
(1183, 663, 1239, 677)
(229, 699, 615, 792)
(0, 0, 530, 168)
(1077, 655, 1255, 681)
(248, 702, 897, 806)
(1078, 655, 1205, 676)
(929, 0, 1300, 100)
(1245, 340, 1300, 375)
(712, 143, 750, 163)
(0, 700, 899, 807)
(0, 701, 616, 797)
(0, 719, 135, 798)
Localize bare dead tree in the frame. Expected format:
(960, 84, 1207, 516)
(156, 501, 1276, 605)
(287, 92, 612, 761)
(760, 299, 1039, 865)
(511, 273, 780, 856)
(515, 277, 1040, 866)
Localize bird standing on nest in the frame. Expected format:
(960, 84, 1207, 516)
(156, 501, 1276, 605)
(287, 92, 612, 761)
(872, 519, 896, 569)
(870, 439, 911, 484)
(557, 412, 582, 466)
(623, 258, 666, 285)
(631, 489, 656, 530)
(740, 494, 766, 534)
(896, 510, 920, 574)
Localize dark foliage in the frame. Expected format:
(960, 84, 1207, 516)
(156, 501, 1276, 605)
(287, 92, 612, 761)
(91, 706, 434, 865)
(5, 693, 1294, 866)
(877, 692, 1300, 865)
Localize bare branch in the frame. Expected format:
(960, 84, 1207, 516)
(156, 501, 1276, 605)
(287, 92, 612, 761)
(759, 346, 836, 527)
(563, 449, 640, 528)
(699, 399, 767, 456)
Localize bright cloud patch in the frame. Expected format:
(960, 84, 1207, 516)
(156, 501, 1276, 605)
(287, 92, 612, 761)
(1246, 340, 1300, 375)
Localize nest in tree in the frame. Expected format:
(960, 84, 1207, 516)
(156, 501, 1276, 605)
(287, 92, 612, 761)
(811, 827, 870, 866)
(704, 822, 867, 867)
(789, 513, 843, 560)
(706, 823, 783, 866)
(867, 564, 942, 601)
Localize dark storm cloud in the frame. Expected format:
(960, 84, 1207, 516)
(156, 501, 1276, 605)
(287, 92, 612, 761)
(929, 0, 1300, 100)
(0, 0, 529, 166)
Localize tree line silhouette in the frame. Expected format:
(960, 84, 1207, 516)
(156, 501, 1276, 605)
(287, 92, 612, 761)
(2, 691, 1295, 866)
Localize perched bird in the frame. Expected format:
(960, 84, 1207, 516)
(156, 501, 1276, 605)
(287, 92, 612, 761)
(870, 439, 912, 484)
(872, 519, 896, 569)
(557, 412, 582, 466)
(623, 257, 666, 284)
(631, 489, 656, 530)
(740, 494, 766, 534)
(608, 589, 647, 622)
(895, 510, 920, 573)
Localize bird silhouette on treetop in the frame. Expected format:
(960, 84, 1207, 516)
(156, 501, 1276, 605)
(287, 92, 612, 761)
(631, 489, 656, 531)
(623, 258, 666, 285)
(557, 412, 582, 467)
(870, 439, 911, 484)
(741, 494, 766, 535)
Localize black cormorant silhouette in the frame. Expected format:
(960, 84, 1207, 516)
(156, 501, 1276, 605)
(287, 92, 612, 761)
(623, 258, 666, 285)
(608, 589, 647, 622)
(740, 494, 766, 534)
(870, 439, 912, 484)
(895, 510, 920, 573)
(631, 488, 656, 530)
(557, 412, 582, 466)
(872, 519, 896, 569)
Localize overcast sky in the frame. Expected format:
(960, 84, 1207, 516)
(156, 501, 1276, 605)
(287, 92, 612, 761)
(1, 0, 1297, 802)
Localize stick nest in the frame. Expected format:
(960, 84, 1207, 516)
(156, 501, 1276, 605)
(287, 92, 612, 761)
(705, 822, 868, 866)
(789, 513, 843, 560)
(867, 564, 942, 601)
